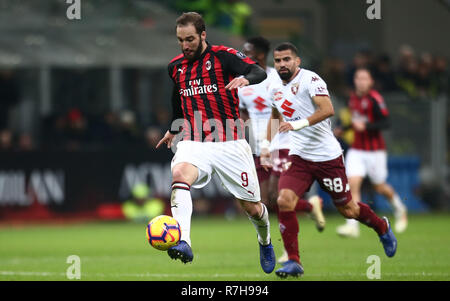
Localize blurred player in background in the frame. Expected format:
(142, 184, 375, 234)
(122, 183, 165, 223)
(156, 12, 276, 273)
(264, 43, 397, 278)
(237, 36, 325, 264)
(336, 68, 408, 238)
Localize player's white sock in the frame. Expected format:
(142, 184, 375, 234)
(170, 182, 193, 246)
(345, 218, 360, 228)
(390, 193, 406, 215)
(247, 202, 271, 246)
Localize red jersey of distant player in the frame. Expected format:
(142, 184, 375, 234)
(348, 89, 389, 151)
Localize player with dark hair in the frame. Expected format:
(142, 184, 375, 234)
(336, 68, 408, 237)
(237, 37, 325, 264)
(262, 42, 397, 278)
(156, 12, 276, 274)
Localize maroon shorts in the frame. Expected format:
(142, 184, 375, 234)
(254, 149, 291, 183)
(278, 154, 352, 206)
(254, 155, 270, 183)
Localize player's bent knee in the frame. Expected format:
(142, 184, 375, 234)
(172, 163, 197, 184)
(277, 190, 297, 211)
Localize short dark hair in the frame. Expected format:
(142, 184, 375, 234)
(176, 12, 206, 35)
(246, 36, 271, 56)
(274, 42, 299, 56)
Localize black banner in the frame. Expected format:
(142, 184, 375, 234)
(0, 149, 235, 220)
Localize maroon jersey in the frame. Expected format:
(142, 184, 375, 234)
(349, 89, 390, 151)
(168, 44, 256, 142)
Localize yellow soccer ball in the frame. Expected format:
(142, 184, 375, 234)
(146, 215, 181, 251)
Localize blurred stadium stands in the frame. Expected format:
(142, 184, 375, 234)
(0, 0, 448, 222)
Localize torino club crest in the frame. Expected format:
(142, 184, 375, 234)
(291, 83, 299, 95)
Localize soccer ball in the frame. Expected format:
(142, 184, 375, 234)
(146, 215, 181, 251)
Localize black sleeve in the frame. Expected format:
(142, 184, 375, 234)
(169, 85, 184, 134)
(243, 63, 267, 85)
(366, 97, 390, 131)
(216, 49, 266, 84)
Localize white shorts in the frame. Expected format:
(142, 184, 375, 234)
(171, 139, 261, 202)
(345, 148, 388, 185)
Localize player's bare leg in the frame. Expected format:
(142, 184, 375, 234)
(336, 199, 397, 257)
(239, 199, 276, 273)
(337, 176, 363, 238)
(167, 162, 198, 263)
(373, 182, 408, 233)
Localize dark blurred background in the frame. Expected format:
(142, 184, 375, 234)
(0, 0, 448, 222)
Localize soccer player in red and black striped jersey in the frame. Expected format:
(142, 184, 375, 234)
(337, 68, 408, 237)
(156, 12, 276, 273)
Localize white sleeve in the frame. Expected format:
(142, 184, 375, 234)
(307, 74, 329, 98)
(267, 86, 277, 108)
(237, 89, 246, 110)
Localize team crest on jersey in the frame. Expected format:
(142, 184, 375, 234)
(205, 60, 211, 71)
(274, 90, 283, 101)
(291, 83, 299, 95)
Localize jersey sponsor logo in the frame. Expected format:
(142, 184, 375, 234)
(274, 91, 283, 101)
(253, 96, 267, 112)
(178, 67, 185, 74)
(291, 83, 299, 95)
(205, 60, 211, 71)
(311, 76, 319, 82)
(179, 79, 218, 97)
(280, 99, 295, 118)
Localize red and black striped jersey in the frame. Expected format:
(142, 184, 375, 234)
(349, 89, 390, 151)
(168, 44, 256, 142)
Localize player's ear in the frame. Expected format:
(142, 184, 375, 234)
(257, 53, 265, 62)
(200, 31, 206, 41)
(296, 56, 301, 67)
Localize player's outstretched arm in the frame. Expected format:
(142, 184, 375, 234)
(225, 64, 267, 90)
(156, 130, 176, 149)
(279, 95, 335, 133)
(308, 95, 335, 125)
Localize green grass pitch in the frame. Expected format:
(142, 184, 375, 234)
(0, 214, 449, 281)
